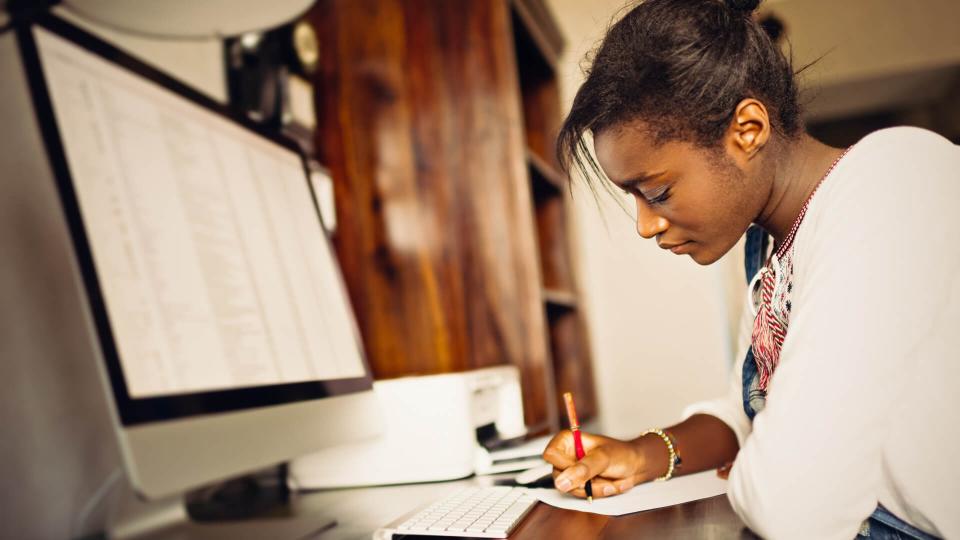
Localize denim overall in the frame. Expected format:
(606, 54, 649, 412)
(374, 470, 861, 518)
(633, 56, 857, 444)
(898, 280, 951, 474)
(741, 225, 938, 540)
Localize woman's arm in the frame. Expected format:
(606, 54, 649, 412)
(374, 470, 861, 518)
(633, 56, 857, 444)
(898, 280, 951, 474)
(543, 413, 738, 498)
(545, 295, 754, 497)
(654, 413, 739, 477)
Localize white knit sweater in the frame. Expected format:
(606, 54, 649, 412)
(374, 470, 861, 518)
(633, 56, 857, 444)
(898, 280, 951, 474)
(684, 127, 960, 539)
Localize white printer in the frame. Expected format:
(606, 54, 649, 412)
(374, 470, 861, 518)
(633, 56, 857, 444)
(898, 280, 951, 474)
(289, 365, 544, 489)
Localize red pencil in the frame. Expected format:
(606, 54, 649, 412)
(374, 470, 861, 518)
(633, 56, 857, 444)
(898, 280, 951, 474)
(562, 392, 593, 502)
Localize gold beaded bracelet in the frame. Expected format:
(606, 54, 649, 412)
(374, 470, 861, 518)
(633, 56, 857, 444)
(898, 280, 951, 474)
(640, 428, 679, 482)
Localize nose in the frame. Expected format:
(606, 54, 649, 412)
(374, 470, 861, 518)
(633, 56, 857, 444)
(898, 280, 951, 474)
(635, 196, 669, 239)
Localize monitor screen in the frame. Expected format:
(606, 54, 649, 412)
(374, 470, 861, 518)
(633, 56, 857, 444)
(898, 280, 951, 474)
(26, 21, 372, 423)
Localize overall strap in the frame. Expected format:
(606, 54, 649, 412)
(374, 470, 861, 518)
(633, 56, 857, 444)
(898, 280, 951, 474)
(741, 225, 770, 420)
(743, 225, 770, 284)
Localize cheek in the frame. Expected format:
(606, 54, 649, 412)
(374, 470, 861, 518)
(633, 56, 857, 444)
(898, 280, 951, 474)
(673, 185, 735, 234)
(678, 179, 754, 257)
(703, 184, 758, 255)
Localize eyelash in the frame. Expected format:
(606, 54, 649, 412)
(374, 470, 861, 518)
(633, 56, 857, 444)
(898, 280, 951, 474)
(646, 188, 671, 205)
(622, 184, 671, 206)
(633, 188, 670, 205)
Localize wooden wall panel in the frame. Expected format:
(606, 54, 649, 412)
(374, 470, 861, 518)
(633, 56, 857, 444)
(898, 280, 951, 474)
(522, 74, 563, 168)
(310, 0, 557, 430)
(512, 7, 564, 167)
(548, 308, 597, 423)
(533, 181, 574, 293)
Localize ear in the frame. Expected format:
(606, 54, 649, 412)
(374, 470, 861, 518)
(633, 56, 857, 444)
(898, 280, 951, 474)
(724, 98, 771, 165)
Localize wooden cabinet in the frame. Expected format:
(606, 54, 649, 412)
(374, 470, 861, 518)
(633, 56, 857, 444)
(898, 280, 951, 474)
(511, 0, 597, 424)
(306, 0, 594, 433)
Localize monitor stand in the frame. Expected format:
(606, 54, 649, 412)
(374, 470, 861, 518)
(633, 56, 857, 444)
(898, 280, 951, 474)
(99, 473, 336, 540)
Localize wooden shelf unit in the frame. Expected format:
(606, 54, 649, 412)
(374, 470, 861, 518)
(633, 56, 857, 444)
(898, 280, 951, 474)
(308, 0, 564, 433)
(542, 288, 578, 310)
(301, 0, 595, 434)
(511, 0, 598, 425)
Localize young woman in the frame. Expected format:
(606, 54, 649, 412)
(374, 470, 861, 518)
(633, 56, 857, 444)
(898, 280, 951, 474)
(541, 0, 960, 538)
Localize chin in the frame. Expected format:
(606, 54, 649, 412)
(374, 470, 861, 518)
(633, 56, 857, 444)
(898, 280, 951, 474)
(689, 247, 722, 266)
(690, 233, 744, 266)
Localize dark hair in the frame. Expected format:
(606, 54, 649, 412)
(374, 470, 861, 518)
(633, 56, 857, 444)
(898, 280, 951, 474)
(557, 0, 802, 182)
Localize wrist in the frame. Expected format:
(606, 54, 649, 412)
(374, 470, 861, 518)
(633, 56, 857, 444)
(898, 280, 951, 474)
(631, 431, 671, 483)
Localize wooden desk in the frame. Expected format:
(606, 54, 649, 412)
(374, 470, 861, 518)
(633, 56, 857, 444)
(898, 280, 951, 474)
(290, 475, 757, 539)
(510, 493, 756, 539)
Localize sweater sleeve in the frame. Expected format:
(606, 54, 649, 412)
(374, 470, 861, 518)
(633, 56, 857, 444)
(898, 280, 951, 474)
(726, 129, 960, 539)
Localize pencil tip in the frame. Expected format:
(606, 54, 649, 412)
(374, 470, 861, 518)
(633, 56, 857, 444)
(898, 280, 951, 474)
(588, 496, 593, 503)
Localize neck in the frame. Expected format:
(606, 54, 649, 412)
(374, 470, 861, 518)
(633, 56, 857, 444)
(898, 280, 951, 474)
(755, 134, 844, 247)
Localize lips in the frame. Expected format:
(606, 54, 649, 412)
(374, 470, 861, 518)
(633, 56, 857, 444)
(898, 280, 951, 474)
(660, 241, 692, 254)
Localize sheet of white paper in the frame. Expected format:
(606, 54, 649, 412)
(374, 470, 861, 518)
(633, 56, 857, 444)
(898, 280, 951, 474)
(529, 470, 727, 516)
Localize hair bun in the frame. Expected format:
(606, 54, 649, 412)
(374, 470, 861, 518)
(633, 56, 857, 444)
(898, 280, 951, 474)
(724, 0, 761, 14)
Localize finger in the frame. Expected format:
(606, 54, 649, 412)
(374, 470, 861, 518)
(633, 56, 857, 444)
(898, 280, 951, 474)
(542, 431, 577, 468)
(554, 449, 609, 492)
(564, 478, 615, 499)
(555, 474, 602, 498)
(613, 477, 636, 493)
(583, 477, 635, 499)
(577, 431, 608, 452)
(586, 478, 617, 499)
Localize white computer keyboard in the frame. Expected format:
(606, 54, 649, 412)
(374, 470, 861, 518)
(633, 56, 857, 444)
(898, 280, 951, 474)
(375, 486, 539, 538)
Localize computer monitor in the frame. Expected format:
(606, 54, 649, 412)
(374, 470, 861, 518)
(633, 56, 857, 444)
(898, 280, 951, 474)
(16, 14, 382, 502)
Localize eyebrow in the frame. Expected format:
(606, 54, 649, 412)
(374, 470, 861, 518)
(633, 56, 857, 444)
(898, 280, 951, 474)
(617, 171, 665, 192)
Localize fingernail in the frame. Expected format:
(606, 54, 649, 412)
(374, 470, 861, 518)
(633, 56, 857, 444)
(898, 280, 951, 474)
(556, 478, 571, 491)
(603, 485, 615, 496)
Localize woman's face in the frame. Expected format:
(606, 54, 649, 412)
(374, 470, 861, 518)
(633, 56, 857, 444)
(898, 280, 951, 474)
(593, 121, 768, 265)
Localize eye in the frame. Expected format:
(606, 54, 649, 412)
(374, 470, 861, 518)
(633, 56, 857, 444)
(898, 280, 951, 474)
(644, 187, 671, 205)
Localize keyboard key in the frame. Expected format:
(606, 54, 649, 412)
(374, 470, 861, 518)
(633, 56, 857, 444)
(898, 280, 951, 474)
(382, 487, 537, 538)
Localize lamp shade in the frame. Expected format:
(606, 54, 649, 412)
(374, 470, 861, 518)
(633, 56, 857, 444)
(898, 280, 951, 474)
(62, 0, 315, 38)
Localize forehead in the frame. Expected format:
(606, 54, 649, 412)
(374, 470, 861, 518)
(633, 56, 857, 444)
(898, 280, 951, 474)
(593, 122, 693, 183)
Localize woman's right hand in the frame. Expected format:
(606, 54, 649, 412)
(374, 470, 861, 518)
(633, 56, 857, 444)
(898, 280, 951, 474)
(541, 430, 666, 499)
